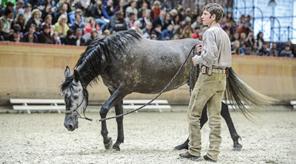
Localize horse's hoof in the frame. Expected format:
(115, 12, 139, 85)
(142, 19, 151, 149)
(104, 137, 113, 150)
(112, 144, 120, 151)
(174, 143, 188, 150)
(233, 143, 243, 151)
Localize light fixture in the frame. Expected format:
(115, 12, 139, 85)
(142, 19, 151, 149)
(268, 0, 277, 7)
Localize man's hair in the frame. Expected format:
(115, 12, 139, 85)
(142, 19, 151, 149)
(203, 3, 224, 22)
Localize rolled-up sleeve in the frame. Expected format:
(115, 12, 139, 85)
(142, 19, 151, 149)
(199, 30, 218, 67)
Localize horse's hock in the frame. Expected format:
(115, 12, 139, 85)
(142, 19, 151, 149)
(0, 42, 296, 105)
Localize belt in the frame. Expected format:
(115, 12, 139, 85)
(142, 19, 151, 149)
(200, 65, 226, 75)
(211, 68, 226, 74)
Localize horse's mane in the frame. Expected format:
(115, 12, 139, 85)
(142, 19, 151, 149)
(74, 30, 142, 86)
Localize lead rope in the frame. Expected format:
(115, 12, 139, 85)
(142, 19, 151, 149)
(99, 45, 197, 122)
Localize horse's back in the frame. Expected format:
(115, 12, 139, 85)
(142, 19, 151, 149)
(118, 38, 198, 93)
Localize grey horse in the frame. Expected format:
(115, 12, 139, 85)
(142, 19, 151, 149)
(61, 30, 279, 151)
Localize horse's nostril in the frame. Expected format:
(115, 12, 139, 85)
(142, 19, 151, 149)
(68, 124, 74, 130)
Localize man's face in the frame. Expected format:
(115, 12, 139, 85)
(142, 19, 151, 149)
(201, 10, 215, 26)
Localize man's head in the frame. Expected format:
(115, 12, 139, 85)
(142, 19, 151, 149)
(201, 3, 224, 26)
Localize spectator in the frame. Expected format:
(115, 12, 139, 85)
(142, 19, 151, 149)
(12, 13, 26, 33)
(152, 9, 165, 29)
(64, 29, 76, 45)
(244, 31, 255, 54)
(70, 11, 85, 32)
(125, 12, 136, 29)
(256, 32, 265, 54)
(191, 16, 201, 30)
(15, 0, 25, 16)
(84, 17, 99, 34)
(38, 24, 55, 44)
(53, 14, 69, 43)
(9, 27, 21, 42)
(137, 0, 151, 19)
(52, 31, 61, 44)
(41, 3, 54, 21)
(108, 11, 128, 33)
(41, 14, 53, 30)
(74, 28, 86, 46)
(179, 17, 193, 39)
(239, 32, 247, 55)
(0, 20, 10, 40)
(25, 8, 42, 32)
(151, 0, 161, 21)
(162, 0, 173, 11)
(231, 32, 240, 54)
(85, 29, 98, 45)
(279, 44, 294, 57)
(52, 2, 69, 24)
(137, 8, 151, 30)
(0, 8, 14, 34)
(142, 21, 152, 39)
(270, 43, 279, 57)
(125, 0, 138, 19)
(258, 43, 270, 56)
(22, 23, 38, 43)
(151, 24, 161, 40)
(23, 3, 32, 23)
(101, 0, 115, 19)
(160, 24, 174, 40)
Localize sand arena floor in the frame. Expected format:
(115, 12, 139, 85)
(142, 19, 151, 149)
(0, 106, 295, 164)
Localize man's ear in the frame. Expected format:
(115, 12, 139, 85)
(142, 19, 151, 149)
(73, 69, 80, 82)
(210, 14, 216, 21)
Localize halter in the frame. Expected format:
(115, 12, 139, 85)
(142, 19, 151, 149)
(65, 87, 93, 121)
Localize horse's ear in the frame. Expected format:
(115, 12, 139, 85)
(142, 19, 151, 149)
(64, 66, 71, 78)
(73, 69, 80, 82)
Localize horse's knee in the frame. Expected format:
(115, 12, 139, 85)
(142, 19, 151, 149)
(100, 106, 109, 116)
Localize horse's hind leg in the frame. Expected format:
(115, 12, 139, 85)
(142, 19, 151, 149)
(221, 102, 242, 151)
(174, 106, 208, 150)
(175, 103, 243, 151)
(112, 99, 124, 151)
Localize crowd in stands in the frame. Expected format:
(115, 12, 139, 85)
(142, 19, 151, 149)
(0, 0, 295, 57)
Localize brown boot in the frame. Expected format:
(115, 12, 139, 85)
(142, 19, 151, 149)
(179, 151, 201, 161)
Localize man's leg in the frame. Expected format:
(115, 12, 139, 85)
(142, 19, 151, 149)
(205, 73, 226, 161)
(187, 75, 214, 157)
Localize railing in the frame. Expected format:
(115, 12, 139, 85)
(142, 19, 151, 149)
(232, 5, 296, 42)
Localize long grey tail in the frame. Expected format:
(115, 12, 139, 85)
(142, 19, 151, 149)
(225, 67, 285, 117)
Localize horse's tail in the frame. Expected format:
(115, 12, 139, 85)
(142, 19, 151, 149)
(225, 67, 287, 117)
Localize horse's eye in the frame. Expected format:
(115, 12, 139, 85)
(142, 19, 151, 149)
(73, 96, 78, 100)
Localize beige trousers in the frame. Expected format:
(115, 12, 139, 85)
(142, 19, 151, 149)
(187, 72, 226, 161)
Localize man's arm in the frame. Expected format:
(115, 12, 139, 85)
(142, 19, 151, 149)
(192, 30, 218, 67)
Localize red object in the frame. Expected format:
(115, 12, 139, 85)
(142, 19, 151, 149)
(191, 33, 200, 39)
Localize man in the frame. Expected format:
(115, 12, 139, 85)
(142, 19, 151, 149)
(179, 3, 231, 162)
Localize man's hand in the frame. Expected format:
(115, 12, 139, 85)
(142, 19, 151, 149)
(192, 55, 201, 66)
(195, 44, 203, 54)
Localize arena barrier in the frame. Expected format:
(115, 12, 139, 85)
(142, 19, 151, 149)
(9, 98, 171, 113)
(0, 42, 296, 105)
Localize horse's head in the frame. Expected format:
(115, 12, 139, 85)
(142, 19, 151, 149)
(61, 66, 88, 131)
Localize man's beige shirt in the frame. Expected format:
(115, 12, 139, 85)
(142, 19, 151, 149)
(195, 24, 232, 69)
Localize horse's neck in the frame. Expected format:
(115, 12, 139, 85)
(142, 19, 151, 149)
(76, 63, 101, 87)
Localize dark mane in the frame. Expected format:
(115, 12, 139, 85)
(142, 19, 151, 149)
(74, 30, 142, 86)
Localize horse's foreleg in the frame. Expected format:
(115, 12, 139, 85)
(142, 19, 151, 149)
(100, 87, 126, 150)
(221, 102, 242, 151)
(112, 99, 124, 151)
